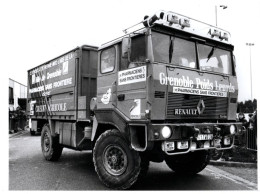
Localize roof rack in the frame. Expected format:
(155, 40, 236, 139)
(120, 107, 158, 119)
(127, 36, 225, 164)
(102, 10, 232, 49)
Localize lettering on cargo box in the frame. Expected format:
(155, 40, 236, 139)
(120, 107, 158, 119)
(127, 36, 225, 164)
(29, 53, 73, 76)
(35, 103, 67, 112)
(29, 77, 72, 94)
(118, 66, 146, 85)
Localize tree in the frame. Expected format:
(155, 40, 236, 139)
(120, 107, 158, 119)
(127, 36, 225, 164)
(237, 99, 257, 113)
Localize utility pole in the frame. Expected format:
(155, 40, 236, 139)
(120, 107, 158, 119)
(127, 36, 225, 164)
(246, 43, 254, 100)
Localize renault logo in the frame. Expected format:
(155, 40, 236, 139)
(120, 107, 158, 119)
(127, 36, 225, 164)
(197, 99, 205, 115)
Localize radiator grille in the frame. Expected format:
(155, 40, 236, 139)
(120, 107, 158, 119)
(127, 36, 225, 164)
(166, 93, 228, 119)
(154, 91, 165, 98)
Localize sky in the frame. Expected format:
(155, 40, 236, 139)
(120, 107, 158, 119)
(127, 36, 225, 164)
(1, 0, 260, 102)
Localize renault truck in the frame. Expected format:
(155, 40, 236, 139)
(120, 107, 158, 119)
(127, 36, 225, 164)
(27, 10, 242, 189)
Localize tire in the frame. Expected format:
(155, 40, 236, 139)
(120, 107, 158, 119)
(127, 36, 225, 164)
(165, 150, 210, 175)
(93, 129, 141, 190)
(137, 155, 150, 181)
(30, 129, 35, 136)
(41, 124, 63, 161)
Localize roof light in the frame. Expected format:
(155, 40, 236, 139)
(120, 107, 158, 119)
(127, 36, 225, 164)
(167, 14, 178, 24)
(179, 18, 190, 28)
(209, 28, 221, 38)
(143, 14, 159, 27)
(143, 11, 164, 27)
(220, 32, 228, 41)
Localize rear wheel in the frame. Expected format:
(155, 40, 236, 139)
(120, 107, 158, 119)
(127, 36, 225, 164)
(93, 129, 141, 189)
(165, 150, 210, 175)
(30, 129, 35, 136)
(41, 124, 63, 161)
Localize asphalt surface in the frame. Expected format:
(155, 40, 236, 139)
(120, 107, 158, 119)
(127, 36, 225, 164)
(9, 131, 258, 190)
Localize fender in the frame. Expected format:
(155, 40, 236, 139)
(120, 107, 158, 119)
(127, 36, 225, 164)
(91, 116, 98, 141)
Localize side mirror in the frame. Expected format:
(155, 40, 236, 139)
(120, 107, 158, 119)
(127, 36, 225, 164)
(233, 54, 236, 67)
(122, 37, 131, 60)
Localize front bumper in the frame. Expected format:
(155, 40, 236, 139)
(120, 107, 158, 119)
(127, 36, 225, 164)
(147, 122, 242, 155)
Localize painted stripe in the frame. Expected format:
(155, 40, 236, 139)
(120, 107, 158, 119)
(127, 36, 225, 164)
(206, 166, 257, 190)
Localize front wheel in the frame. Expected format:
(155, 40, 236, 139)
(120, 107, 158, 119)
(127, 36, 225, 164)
(165, 150, 210, 175)
(41, 124, 63, 161)
(93, 129, 141, 189)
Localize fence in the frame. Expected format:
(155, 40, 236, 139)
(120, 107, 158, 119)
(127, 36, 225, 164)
(246, 128, 257, 151)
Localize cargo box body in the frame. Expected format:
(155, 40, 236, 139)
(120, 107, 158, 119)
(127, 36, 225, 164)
(27, 45, 98, 121)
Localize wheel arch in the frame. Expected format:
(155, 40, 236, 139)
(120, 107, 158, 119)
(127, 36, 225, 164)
(92, 122, 129, 145)
(92, 110, 130, 143)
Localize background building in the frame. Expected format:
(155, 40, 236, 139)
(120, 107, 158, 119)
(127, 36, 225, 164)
(9, 78, 27, 111)
(9, 78, 27, 133)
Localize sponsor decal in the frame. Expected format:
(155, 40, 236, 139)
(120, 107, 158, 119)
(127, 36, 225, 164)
(29, 53, 74, 76)
(159, 73, 235, 97)
(62, 61, 69, 75)
(29, 52, 74, 97)
(130, 99, 141, 119)
(174, 109, 198, 115)
(101, 88, 111, 104)
(174, 99, 205, 115)
(32, 62, 69, 85)
(29, 77, 72, 94)
(35, 103, 67, 112)
(197, 99, 205, 115)
(118, 66, 146, 85)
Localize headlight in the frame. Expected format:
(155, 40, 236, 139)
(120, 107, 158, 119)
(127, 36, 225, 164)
(230, 125, 236, 134)
(161, 126, 172, 139)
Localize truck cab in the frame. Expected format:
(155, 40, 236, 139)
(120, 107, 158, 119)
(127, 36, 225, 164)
(95, 11, 240, 155)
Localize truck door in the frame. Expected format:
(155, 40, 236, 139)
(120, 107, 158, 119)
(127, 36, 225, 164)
(97, 46, 118, 109)
(117, 65, 147, 119)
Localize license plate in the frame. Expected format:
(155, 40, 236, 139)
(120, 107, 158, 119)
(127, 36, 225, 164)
(197, 134, 213, 141)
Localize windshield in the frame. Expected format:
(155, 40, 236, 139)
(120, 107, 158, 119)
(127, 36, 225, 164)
(152, 31, 233, 75)
(197, 44, 232, 74)
(152, 32, 196, 68)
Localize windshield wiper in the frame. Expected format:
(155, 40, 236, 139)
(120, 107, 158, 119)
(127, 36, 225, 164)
(207, 47, 215, 62)
(169, 37, 174, 63)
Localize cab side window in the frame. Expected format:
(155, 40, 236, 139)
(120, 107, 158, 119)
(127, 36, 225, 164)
(130, 35, 146, 62)
(101, 47, 116, 73)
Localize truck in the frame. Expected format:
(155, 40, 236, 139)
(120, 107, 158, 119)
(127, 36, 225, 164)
(27, 10, 242, 189)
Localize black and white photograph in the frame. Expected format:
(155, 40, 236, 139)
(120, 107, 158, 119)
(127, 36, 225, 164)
(2, 0, 259, 191)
